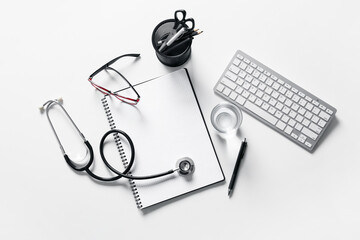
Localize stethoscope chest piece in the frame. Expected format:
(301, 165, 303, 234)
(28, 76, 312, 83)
(176, 157, 195, 175)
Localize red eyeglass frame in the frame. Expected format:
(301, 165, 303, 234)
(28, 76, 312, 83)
(88, 54, 141, 105)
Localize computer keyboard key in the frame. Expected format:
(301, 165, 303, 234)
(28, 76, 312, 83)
(259, 74, 267, 82)
(318, 119, 326, 128)
(236, 95, 246, 105)
(276, 120, 286, 130)
(311, 115, 319, 124)
(239, 62, 247, 70)
(248, 94, 256, 102)
(305, 141, 312, 148)
(229, 65, 240, 74)
(255, 98, 263, 107)
(312, 107, 320, 115)
(244, 58, 250, 64)
(239, 70, 247, 78)
(261, 102, 270, 111)
(305, 102, 314, 111)
(312, 100, 320, 106)
(216, 84, 225, 92)
(246, 66, 254, 74)
(301, 127, 318, 140)
(235, 86, 243, 94)
(326, 109, 333, 115)
(225, 71, 237, 81)
(223, 87, 231, 96)
(305, 96, 312, 102)
(233, 58, 241, 66)
(288, 119, 296, 127)
(291, 133, 298, 139)
(319, 111, 330, 121)
(242, 90, 250, 98)
(244, 101, 278, 125)
(268, 106, 276, 115)
(275, 110, 283, 119)
(214, 50, 336, 152)
(245, 75, 253, 82)
(305, 111, 313, 119)
(229, 92, 238, 100)
(295, 123, 303, 131)
(221, 78, 237, 90)
(298, 134, 307, 143)
(309, 122, 322, 134)
(284, 126, 293, 134)
(302, 118, 310, 127)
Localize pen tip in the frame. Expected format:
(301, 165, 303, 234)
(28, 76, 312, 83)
(228, 189, 232, 197)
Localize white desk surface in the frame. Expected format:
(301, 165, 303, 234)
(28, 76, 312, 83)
(1, 1, 359, 239)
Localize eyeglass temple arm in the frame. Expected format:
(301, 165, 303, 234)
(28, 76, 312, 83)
(88, 53, 140, 79)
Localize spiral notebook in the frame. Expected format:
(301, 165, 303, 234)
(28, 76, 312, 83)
(101, 69, 224, 209)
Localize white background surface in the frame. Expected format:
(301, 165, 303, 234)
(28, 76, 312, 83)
(1, 0, 359, 239)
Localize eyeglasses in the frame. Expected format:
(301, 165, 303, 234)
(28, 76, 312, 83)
(88, 53, 141, 105)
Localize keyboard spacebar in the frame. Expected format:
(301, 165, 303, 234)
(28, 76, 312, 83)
(244, 101, 278, 125)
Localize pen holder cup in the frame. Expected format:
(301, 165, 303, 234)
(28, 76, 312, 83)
(152, 19, 192, 67)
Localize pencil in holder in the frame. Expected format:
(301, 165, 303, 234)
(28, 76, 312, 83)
(151, 19, 192, 67)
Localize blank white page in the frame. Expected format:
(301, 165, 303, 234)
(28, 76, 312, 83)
(105, 69, 224, 209)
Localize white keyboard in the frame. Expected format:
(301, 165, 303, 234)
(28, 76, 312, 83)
(214, 50, 337, 152)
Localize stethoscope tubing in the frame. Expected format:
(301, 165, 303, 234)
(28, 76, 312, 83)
(43, 100, 175, 182)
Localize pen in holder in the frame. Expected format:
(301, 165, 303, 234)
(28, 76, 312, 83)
(152, 19, 193, 67)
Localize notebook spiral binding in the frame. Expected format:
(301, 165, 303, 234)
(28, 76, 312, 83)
(101, 97, 143, 209)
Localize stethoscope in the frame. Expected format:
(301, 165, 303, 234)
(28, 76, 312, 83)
(40, 98, 195, 182)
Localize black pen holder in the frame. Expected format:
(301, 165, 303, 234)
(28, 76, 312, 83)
(152, 19, 192, 67)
